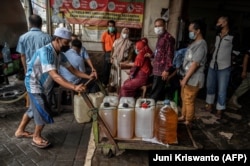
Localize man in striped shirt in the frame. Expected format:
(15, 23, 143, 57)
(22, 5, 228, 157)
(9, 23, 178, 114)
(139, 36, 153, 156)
(15, 27, 94, 148)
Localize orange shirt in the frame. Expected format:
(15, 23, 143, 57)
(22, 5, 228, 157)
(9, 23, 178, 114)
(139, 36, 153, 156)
(101, 31, 120, 52)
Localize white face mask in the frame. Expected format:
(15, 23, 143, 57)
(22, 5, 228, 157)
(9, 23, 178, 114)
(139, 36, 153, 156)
(154, 27, 164, 35)
(122, 33, 128, 39)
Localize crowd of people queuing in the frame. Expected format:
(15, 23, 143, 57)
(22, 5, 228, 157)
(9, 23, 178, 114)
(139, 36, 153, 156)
(10, 13, 249, 149)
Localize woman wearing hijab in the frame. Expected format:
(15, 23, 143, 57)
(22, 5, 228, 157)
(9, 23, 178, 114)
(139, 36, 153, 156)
(109, 27, 134, 93)
(119, 38, 153, 97)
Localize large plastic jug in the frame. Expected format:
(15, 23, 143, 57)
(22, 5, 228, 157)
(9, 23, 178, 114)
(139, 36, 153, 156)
(88, 92, 105, 108)
(2, 42, 12, 63)
(74, 93, 91, 123)
(99, 96, 118, 137)
(155, 99, 178, 144)
(156, 100, 178, 115)
(135, 98, 155, 138)
(117, 97, 135, 139)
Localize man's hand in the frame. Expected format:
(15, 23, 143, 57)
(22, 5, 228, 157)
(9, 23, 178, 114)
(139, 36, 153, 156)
(89, 71, 97, 79)
(91, 69, 98, 79)
(74, 84, 86, 92)
(180, 77, 188, 87)
(161, 71, 169, 81)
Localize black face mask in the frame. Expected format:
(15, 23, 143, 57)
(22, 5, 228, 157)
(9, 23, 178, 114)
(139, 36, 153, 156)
(215, 25, 223, 33)
(60, 46, 70, 52)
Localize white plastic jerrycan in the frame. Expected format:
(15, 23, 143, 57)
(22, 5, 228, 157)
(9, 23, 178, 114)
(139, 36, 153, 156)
(74, 93, 91, 123)
(117, 97, 135, 139)
(88, 92, 105, 108)
(99, 96, 119, 137)
(135, 98, 155, 138)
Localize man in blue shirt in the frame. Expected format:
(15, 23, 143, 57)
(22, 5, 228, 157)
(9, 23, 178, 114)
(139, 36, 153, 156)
(16, 14, 51, 108)
(16, 14, 51, 73)
(15, 27, 94, 149)
(60, 39, 86, 84)
(60, 39, 98, 92)
(71, 34, 97, 76)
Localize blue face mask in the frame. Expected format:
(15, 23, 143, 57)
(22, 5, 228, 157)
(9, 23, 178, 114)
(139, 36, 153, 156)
(108, 27, 115, 33)
(189, 32, 196, 40)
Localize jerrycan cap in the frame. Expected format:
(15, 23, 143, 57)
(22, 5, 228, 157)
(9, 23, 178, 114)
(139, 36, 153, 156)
(141, 102, 148, 108)
(104, 102, 110, 107)
(123, 103, 129, 108)
(163, 99, 170, 105)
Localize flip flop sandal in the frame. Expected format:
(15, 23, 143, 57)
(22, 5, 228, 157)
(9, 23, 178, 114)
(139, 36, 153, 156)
(15, 131, 33, 138)
(31, 139, 51, 149)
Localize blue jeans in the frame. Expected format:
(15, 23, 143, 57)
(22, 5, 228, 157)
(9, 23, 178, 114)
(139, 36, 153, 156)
(206, 66, 231, 110)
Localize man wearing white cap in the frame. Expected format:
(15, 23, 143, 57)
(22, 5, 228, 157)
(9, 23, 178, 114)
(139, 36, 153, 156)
(15, 27, 95, 149)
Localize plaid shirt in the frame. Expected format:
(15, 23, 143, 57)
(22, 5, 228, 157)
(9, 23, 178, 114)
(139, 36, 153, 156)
(152, 31, 175, 76)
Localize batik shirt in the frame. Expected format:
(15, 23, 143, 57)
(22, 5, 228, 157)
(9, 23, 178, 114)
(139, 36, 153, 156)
(152, 31, 175, 76)
(25, 43, 71, 95)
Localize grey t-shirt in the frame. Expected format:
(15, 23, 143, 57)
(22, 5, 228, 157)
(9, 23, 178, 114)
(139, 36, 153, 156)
(182, 39, 207, 88)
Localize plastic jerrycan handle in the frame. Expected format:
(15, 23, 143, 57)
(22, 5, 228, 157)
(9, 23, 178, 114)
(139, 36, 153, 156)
(123, 103, 129, 108)
(104, 102, 110, 107)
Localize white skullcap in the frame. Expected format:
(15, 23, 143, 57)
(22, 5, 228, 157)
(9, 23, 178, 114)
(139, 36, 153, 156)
(54, 27, 72, 40)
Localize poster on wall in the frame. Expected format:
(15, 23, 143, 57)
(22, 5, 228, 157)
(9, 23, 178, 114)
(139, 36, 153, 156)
(50, 0, 145, 29)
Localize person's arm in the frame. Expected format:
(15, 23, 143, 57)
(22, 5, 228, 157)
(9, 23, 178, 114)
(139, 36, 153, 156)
(85, 59, 95, 71)
(81, 47, 97, 78)
(67, 65, 94, 80)
(162, 36, 175, 80)
(120, 61, 134, 69)
(48, 69, 85, 92)
(85, 58, 98, 78)
(101, 32, 106, 52)
(241, 53, 249, 79)
(180, 62, 199, 87)
(20, 54, 27, 74)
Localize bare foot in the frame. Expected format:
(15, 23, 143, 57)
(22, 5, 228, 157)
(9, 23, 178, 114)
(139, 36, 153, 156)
(15, 130, 33, 138)
(178, 116, 185, 121)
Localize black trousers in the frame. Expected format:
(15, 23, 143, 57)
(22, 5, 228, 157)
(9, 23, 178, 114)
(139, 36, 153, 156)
(102, 52, 112, 86)
(150, 75, 166, 102)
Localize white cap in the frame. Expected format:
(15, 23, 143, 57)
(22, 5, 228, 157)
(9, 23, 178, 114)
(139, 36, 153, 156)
(53, 27, 72, 40)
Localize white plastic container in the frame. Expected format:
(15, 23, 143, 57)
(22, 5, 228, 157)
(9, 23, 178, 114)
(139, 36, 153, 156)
(117, 97, 135, 139)
(74, 93, 91, 123)
(99, 96, 119, 137)
(88, 92, 105, 108)
(135, 98, 155, 138)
